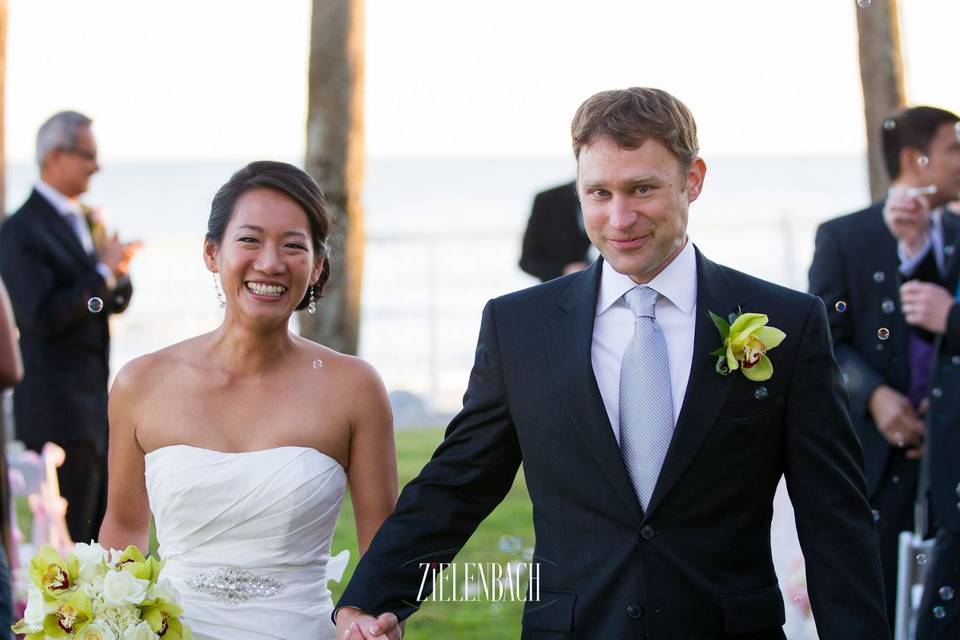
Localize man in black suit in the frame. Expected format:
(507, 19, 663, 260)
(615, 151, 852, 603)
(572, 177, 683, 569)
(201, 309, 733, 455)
(519, 180, 592, 281)
(864, 111, 960, 638)
(336, 88, 888, 639)
(809, 106, 960, 631)
(0, 111, 138, 543)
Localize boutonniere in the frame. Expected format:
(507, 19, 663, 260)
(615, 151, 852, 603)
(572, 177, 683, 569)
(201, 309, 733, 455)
(82, 204, 107, 250)
(708, 309, 786, 382)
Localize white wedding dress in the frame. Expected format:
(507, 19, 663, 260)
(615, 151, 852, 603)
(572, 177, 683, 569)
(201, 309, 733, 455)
(145, 445, 348, 640)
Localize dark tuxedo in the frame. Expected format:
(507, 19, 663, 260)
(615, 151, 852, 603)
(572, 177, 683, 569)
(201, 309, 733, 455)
(339, 250, 888, 638)
(908, 218, 960, 639)
(808, 203, 960, 627)
(519, 181, 592, 282)
(0, 188, 132, 542)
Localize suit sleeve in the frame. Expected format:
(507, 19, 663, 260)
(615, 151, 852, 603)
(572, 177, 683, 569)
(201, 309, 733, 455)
(784, 297, 890, 638)
(336, 299, 522, 621)
(110, 276, 134, 315)
(0, 221, 113, 337)
(808, 222, 884, 420)
(519, 193, 569, 282)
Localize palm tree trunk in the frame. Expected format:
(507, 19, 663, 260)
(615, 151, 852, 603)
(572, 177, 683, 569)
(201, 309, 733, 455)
(855, 0, 906, 202)
(300, 0, 365, 355)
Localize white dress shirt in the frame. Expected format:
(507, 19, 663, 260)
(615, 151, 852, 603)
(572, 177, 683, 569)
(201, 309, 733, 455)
(591, 239, 698, 443)
(898, 207, 947, 277)
(35, 180, 116, 289)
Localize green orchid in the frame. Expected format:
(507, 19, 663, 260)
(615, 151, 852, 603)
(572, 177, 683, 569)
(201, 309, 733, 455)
(124, 555, 165, 587)
(709, 311, 786, 382)
(42, 590, 94, 637)
(141, 599, 191, 640)
(9, 621, 45, 640)
(29, 545, 79, 600)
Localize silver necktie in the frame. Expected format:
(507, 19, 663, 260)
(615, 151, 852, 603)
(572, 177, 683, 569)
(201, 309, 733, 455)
(618, 286, 675, 510)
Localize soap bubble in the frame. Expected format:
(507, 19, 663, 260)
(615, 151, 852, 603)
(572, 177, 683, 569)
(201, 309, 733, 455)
(835, 300, 848, 313)
(877, 328, 890, 341)
(87, 297, 104, 313)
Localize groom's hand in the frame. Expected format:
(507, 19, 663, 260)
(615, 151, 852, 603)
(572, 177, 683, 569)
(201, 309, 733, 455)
(335, 607, 402, 639)
(868, 384, 925, 450)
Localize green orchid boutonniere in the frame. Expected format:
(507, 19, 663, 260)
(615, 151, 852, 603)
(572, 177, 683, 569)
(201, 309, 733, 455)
(709, 310, 786, 382)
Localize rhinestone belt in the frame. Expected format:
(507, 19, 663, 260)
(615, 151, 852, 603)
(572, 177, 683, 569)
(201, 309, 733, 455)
(186, 567, 285, 604)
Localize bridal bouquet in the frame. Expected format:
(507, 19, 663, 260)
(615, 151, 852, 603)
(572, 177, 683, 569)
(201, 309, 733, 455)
(12, 543, 191, 640)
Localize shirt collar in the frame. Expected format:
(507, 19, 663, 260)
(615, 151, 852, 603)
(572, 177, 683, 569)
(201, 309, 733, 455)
(595, 238, 697, 317)
(35, 180, 82, 217)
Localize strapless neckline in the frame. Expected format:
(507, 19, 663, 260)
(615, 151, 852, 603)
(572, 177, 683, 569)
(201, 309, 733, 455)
(145, 441, 346, 639)
(145, 444, 345, 474)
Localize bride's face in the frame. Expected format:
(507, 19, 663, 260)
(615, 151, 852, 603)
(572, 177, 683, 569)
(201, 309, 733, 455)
(205, 188, 322, 324)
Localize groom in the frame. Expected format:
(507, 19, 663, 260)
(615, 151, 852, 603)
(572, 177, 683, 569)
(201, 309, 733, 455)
(336, 88, 889, 638)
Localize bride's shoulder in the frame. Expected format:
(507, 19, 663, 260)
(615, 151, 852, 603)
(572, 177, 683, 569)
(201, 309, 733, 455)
(290, 335, 385, 388)
(112, 335, 210, 396)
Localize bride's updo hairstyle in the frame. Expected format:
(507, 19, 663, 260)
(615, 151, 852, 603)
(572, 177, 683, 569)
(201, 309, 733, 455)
(207, 161, 332, 310)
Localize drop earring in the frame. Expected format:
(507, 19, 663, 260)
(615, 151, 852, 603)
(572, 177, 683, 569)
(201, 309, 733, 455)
(213, 273, 226, 309)
(307, 286, 317, 314)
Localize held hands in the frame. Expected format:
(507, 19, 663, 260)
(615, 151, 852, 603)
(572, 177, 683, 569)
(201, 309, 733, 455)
(868, 385, 925, 459)
(335, 607, 402, 640)
(900, 280, 954, 334)
(883, 185, 932, 259)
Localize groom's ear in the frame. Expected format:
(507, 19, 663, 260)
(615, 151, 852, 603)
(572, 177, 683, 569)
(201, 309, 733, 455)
(685, 157, 707, 204)
(202, 237, 219, 273)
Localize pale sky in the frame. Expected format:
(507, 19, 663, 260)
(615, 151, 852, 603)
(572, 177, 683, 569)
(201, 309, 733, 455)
(6, 0, 958, 162)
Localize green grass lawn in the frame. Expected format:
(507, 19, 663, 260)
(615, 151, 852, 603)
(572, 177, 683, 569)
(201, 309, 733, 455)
(15, 427, 535, 639)
(330, 427, 535, 639)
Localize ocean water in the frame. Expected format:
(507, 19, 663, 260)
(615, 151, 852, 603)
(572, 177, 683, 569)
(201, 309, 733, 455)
(5, 155, 870, 413)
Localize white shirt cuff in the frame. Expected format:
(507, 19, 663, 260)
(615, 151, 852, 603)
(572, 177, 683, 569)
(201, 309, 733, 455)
(96, 262, 117, 290)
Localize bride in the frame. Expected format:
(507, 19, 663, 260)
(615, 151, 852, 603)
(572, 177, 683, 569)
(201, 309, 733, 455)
(98, 161, 402, 640)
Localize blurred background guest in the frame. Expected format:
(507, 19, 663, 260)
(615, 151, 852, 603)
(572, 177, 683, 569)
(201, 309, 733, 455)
(808, 105, 960, 631)
(0, 278, 21, 389)
(519, 180, 593, 281)
(0, 276, 21, 632)
(0, 111, 139, 544)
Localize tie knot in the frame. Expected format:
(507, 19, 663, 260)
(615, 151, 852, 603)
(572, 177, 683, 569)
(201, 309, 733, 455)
(624, 286, 659, 318)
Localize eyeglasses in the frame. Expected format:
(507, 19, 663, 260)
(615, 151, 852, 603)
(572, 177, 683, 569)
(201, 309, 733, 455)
(61, 147, 98, 162)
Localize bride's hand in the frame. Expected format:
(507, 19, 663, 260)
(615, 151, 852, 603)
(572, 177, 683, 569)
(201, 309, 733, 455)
(337, 609, 402, 640)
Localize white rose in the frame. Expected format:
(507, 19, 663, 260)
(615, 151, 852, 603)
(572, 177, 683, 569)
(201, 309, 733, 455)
(23, 585, 46, 630)
(82, 573, 106, 600)
(77, 621, 117, 640)
(123, 621, 159, 640)
(75, 542, 109, 579)
(147, 576, 180, 606)
(102, 570, 150, 606)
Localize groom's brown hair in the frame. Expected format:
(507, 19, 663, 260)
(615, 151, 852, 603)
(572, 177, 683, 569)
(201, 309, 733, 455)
(571, 87, 699, 166)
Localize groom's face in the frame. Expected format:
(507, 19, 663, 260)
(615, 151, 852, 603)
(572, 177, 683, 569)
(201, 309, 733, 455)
(578, 135, 705, 284)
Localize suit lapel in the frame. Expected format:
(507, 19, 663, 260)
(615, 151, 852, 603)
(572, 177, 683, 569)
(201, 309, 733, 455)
(30, 190, 93, 267)
(942, 209, 960, 289)
(643, 249, 740, 518)
(544, 260, 644, 523)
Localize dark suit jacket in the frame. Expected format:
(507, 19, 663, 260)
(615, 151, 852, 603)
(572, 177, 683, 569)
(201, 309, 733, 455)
(917, 218, 960, 532)
(519, 181, 591, 282)
(0, 189, 132, 452)
(809, 203, 960, 497)
(339, 250, 888, 638)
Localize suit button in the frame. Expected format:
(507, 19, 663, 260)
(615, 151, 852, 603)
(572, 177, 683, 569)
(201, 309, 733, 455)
(626, 604, 644, 619)
(640, 525, 655, 540)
